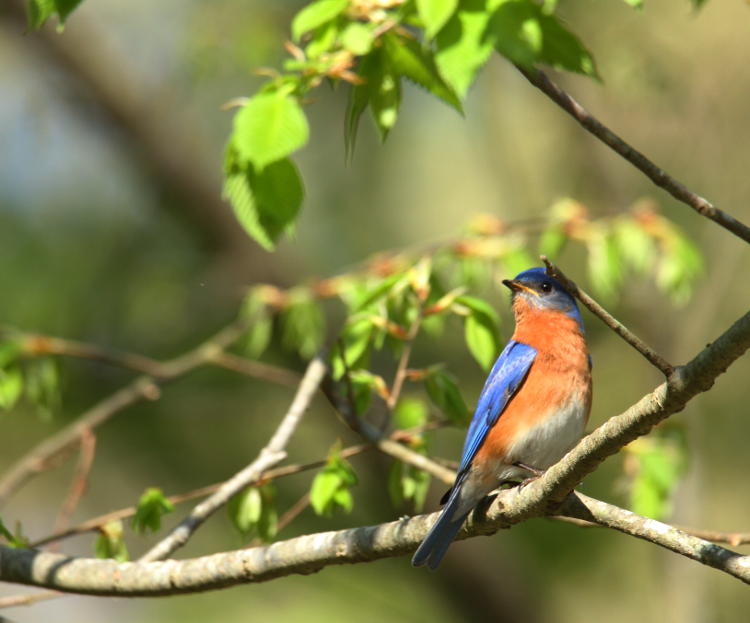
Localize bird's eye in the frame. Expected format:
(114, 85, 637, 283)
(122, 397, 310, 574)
(540, 281, 552, 293)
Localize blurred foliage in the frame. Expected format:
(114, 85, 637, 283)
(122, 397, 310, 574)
(132, 487, 175, 535)
(227, 483, 279, 542)
(95, 519, 130, 562)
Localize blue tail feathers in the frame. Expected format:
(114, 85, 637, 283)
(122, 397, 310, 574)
(411, 486, 469, 570)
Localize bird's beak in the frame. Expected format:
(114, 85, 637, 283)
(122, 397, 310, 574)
(502, 280, 539, 296)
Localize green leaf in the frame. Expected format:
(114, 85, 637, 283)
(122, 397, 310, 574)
(292, 0, 349, 41)
(26, 0, 83, 29)
(0, 367, 23, 412)
(341, 22, 375, 56)
(240, 289, 273, 359)
(656, 233, 703, 306)
(455, 295, 501, 370)
(394, 397, 429, 430)
(281, 292, 325, 358)
(368, 50, 402, 141)
(586, 228, 622, 302)
(24, 357, 61, 420)
(613, 218, 655, 275)
(417, 0, 459, 39)
(0, 338, 22, 369)
(310, 445, 358, 516)
(233, 93, 309, 171)
(224, 156, 304, 251)
(95, 520, 129, 562)
(131, 488, 174, 535)
(345, 52, 378, 158)
(538, 223, 567, 259)
(622, 0, 643, 8)
(228, 484, 278, 541)
(425, 368, 469, 424)
(627, 430, 688, 520)
(382, 33, 462, 113)
(332, 317, 374, 379)
(434, 0, 498, 99)
(306, 19, 341, 58)
(489, 0, 598, 78)
(0, 517, 28, 548)
(388, 450, 431, 511)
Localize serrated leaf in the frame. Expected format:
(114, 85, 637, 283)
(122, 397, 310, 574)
(95, 520, 129, 562)
(417, 0, 459, 39)
(489, 0, 598, 78)
(292, 0, 349, 41)
(345, 52, 378, 158)
(0, 367, 23, 412)
(233, 93, 309, 171)
(383, 33, 462, 113)
(434, 0, 497, 99)
(132, 487, 174, 535)
(224, 156, 304, 251)
(425, 368, 469, 424)
(394, 397, 429, 429)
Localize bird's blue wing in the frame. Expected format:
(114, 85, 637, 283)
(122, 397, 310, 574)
(457, 340, 537, 473)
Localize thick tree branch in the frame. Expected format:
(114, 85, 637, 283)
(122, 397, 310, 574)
(518, 67, 750, 245)
(139, 354, 328, 562)
(2, 490, 749, 597)
(0, 321, 249, 507)
(541, 257, 675, 376)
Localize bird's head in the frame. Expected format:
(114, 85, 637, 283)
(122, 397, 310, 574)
(502, 267, 583, 327)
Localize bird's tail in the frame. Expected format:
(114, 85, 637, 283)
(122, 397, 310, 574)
(411, 481, 469, 570)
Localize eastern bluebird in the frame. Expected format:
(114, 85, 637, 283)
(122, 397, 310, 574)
(412, 267, 592, 569)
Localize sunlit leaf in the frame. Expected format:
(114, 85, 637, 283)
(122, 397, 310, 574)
(434, 0, 498, 98)
(613, 218, 655, 275)
(95, 520, 129, 562)
(310, 444, 358, 516)
(233, 93, 309, 171)
(383, 33, 462, 113)
(291, 0, 348, 41)
(341, 22, 375, 56)
(132, 488, 174, 535)
(0, 367, 23, 412)
(368, 50, 402, 141)
(586, 227, 622, 302)
(394, 397, 429, 429)
(417, 0, 459, 39)
(26, 0, 83, 29)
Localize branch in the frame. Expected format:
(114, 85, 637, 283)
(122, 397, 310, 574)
(541, 257, 675, 376)
(0, 321, 249, 507)
(2, 489, 749, 597)
(138, 354, 328, 562)
(518, 67, 750, 245)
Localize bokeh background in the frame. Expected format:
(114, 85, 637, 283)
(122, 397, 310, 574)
(1, 0, 749, 621)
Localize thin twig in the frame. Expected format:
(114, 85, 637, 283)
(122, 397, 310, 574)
(518, 67, 750, 245)
(0, 590, 61, 608)
(52, 429, 97, 543)
(276, 493, 310, 534)
(0, 321, 249, 507)
(139, 354, 328, 562)
(322, 377, 456, 485)
(209, 352, 301, 386)
(386, 314, 422, 411)
(542, 257, 675, 377)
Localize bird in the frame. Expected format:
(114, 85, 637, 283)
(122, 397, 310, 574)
(412, 267, 592, 569)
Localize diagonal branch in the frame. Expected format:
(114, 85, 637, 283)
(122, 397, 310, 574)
(139, 354, 328, 562)
(517, 67, 750, 245)
(541, 257, 675, 376)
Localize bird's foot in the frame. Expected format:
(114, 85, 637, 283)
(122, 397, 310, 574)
(513, 462, 546, 489)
